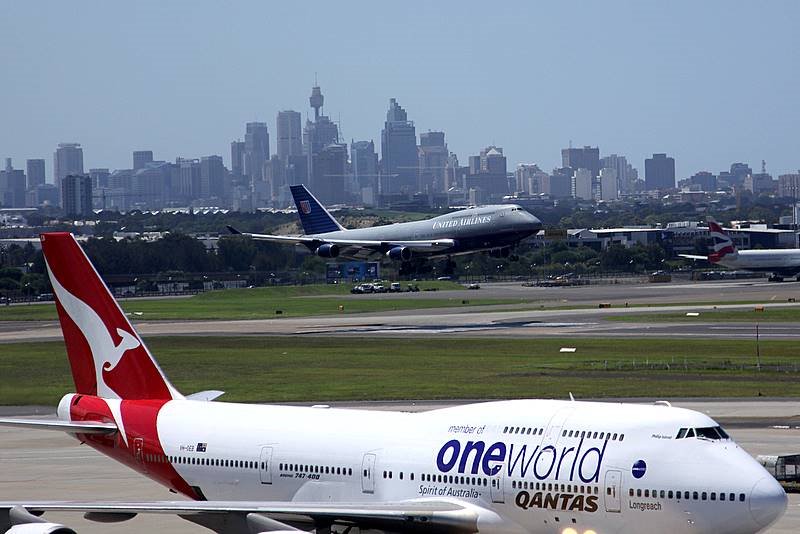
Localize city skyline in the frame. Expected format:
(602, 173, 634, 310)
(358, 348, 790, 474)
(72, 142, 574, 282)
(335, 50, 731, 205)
(1, 1, 799, 179)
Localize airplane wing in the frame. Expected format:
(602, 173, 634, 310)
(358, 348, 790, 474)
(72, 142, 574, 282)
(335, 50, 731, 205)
(2, 499, 479, 533)
(227, 226, 455, 259)
(679, 254, 710, 261)
(0, 418, 117, 434)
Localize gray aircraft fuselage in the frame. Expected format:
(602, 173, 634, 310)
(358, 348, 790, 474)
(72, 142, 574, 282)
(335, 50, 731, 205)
(310, 204, 541, 257)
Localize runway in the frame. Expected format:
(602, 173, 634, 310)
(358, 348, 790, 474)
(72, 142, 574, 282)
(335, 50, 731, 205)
(1, 399, 798, 533)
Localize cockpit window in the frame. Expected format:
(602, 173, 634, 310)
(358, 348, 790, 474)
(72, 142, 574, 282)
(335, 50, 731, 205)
(676, 426, 729, 440)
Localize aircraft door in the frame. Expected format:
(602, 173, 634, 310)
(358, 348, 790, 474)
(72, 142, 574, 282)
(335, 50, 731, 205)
(604, 469, 622, 512)
(133, 438, 145, 471)
(361, 453, 377, 494)
(490, 469, 505, 503)
(259, 446, 273, 484)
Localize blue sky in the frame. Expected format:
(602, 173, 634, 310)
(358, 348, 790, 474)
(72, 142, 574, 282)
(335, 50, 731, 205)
(2, 1, 798, 180)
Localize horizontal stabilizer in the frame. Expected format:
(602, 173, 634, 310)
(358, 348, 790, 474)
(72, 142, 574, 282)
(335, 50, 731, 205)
(0, 418, 117, 434)
(186, 390, 225, 402)
(679, 254, 710, 261)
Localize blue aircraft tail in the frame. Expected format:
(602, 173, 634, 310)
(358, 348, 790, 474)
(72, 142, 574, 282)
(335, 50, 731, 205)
(289, 185, 344, 235)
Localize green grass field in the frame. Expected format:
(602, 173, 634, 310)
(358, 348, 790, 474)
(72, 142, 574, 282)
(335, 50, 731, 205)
(0, 282, 529, 321)
(605, 306, 800, 323)
(2, 336, 798, 405)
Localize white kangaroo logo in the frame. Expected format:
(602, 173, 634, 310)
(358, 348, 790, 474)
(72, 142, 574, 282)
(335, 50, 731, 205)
(46, 262, 141, 399)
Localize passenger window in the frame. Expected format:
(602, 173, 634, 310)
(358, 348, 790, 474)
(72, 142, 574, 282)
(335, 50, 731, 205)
(702, 492, 707, 501)
(660, 490, 665, 498)
(711, 492, 716, 501)
(720, 493, 725, 501)
(629, 489, 634, 497)
(637, 489, 642, 497)
(612, 433, 618, 440)
(668, 491, 673, 499)
(693, 492, 699, 500)
(739, 493, 745, 502)
(619, 434, 624, 441)
(684, 491, 690, 500)
(644, 490, 649, 497)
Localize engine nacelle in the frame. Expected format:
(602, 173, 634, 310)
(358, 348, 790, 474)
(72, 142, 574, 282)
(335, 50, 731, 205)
(5, 524, 76, 534)
(315, 243, 339, 258)
(489, 247, 511, 258)
(386, 246, 412, 261)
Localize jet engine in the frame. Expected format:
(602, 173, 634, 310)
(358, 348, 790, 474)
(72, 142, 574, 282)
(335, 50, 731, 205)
(5, 525, 76, 534)
(315, 243, 340, 258)
(488, 247, 511, 258)
(386, 246, 412, 261)
(2, 507, 76, 534)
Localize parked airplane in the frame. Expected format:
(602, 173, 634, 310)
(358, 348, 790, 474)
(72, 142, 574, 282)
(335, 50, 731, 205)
(680, 219, 800, 281)
(0, 232, 787, 534)
(227, 185, 542, 261)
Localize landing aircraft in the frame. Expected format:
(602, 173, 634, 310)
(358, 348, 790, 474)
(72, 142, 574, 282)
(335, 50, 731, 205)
(227, 185, 542, 261)
(0, 232, 787, 534)
(680, 219, 800, 281)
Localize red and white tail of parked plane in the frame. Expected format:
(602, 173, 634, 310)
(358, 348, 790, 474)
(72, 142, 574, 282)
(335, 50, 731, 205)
(0, 232, 788, 534)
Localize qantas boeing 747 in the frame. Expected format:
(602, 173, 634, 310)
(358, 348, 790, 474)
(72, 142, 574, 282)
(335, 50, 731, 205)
(0, 232, 788, 534)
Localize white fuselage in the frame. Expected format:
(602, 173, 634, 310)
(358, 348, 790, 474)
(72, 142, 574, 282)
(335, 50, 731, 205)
(717, 249, 800, 274)
(139, 399, 784, 534)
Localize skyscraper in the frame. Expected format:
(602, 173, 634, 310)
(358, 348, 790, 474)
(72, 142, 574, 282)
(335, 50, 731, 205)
(601, 154, 636, 194)
(312, 143, 347, 205)
(276, 111, 303, 160)
(54, 143, 84, 186)
(644, 153, 676, 191)
(515, 164, 549, 195)
(26, 159, 46, 188)
(562, 146, 600, 177)
(418, 131, 448, 193)
(465, 146, 508, 199)
(175, 158, 201, 204)
(0, 159, 27, 208)
(598, 168, 618, 200)
(230, 141, 246, 182)
(244, 122, 269, 182)
(380, 98, 417, 194)
(200, 155, 226, 200)
(133, 150, 154, 171)
(572, 168, 593, 200)
(61, 174, 93, 217)
(88, 168, 110, 189)
(351, 140, 379, 204)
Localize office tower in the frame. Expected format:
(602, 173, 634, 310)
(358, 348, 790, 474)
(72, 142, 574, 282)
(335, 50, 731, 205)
(26, 184, 59, 208)
(688, 171, 716, 191)
(245, 122, 269, 182)
(562, 146, 600, 177)
(88, 168, 110, 189)
(230, 141, 246, 181)
(54, 143, 84, 186)
(380, 98, 418, 194)
(26, 159, 46, 188)
(351, 140, 379, 202)
(444, 153, 468, 192)
(132, 161, 171, 209)
(571, 168, 593, 200)
(200, 155, 226, 200)
(276, 111, 303, 160)
(0, 159, 27, 207)
(550, 167, 574, 198)
(265, 155, 286, 204)
(465, 146, 508, 199)
(601, 154, 636, 194)
(598, 168, 618, 200)
(312, 144, 347, 205)
(133, 150, 154, 171)
(644, 153, 676, 191)
(778, 174, 800, 199)
(515, 164, 549, 195)
(175, 158, 201, 204)
(61, 174, 93, 217)
(418, 131, 448, 193)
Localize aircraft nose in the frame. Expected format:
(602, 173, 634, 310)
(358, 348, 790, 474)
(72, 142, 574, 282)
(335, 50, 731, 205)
(526, 213, 542, 230)
(750, 476, 787, 529)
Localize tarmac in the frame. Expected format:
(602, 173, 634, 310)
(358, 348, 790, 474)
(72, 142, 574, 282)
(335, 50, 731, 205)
(0, 400, 798, 534)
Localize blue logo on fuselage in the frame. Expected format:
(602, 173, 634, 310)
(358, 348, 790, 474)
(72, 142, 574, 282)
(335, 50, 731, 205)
(632, 460, 647, 479)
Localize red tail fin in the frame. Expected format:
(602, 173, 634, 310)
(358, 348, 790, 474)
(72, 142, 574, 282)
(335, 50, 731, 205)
(40, 233, 182, 401)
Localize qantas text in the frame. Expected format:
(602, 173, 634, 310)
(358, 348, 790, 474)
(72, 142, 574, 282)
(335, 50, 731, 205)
(436, 437, 609, 483)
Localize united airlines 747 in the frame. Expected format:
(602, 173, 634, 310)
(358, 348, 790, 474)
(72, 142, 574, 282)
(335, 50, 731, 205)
(0, 232, 787, 534)
(228, 185, 542, 261)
